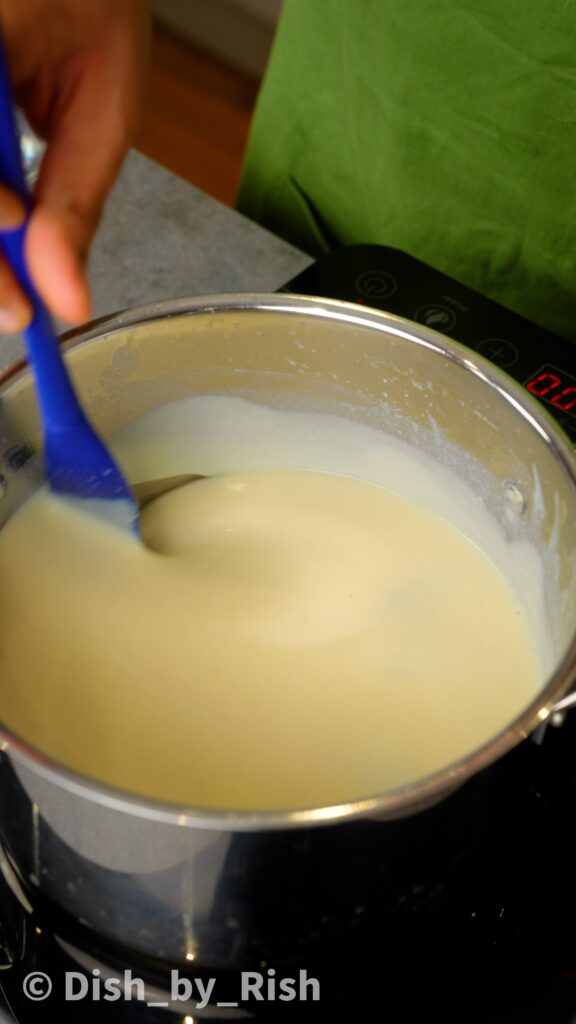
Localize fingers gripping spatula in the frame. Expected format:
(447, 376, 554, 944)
(0, 35, 139, 534)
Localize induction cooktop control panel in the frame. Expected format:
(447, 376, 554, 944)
(282, 245, 576, 445)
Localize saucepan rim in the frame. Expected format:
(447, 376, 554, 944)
(0, 292, 574, 831)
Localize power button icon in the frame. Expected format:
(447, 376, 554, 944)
(355, 271, 397, 300)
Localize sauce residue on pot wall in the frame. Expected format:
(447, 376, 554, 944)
(0, 397, 546, 811)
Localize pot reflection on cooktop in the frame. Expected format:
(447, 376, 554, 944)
(2, 718, 576, 1022)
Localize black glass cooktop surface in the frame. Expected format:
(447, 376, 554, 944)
(1, 245, 575, 1022)
(283, 244, 576, 445)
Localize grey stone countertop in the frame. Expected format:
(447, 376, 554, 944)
(0, 150, 313, 373)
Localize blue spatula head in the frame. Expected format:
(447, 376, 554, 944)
(0, 34, 139, 535)
(44, 421, 139, 533)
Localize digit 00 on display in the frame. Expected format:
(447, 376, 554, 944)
(526, 365, 576, 418)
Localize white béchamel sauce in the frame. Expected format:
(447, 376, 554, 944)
(0, 397, 544, 810)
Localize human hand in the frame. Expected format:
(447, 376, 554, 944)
(0, 0, 150, 333)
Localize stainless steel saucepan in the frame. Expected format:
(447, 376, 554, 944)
(0, 293, 574, 969)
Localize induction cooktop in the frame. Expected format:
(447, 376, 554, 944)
(1, 245, 575, 1023)
(282, 244, 576, 446)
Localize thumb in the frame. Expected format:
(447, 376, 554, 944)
(26, 205, 92, 325)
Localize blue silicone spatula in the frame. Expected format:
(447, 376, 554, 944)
(0, 36, 139, 534)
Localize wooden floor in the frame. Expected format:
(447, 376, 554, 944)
(135, 25, 260, 207)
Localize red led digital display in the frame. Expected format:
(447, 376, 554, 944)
(525, 364, 576, 419)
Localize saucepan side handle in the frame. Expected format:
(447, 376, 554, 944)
(531, 691, 576, 745)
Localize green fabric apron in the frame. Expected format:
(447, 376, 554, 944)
(237, 0, 576, 342)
